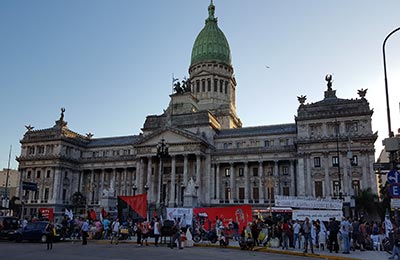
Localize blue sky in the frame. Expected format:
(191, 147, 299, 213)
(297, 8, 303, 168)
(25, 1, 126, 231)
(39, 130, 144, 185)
(1, 0, 400, 169)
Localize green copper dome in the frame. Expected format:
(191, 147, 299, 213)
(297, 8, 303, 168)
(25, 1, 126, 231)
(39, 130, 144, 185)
(190, 1, 231, 66)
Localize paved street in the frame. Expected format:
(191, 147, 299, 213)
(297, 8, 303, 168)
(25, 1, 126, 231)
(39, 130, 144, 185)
(0, 241, 318, 260)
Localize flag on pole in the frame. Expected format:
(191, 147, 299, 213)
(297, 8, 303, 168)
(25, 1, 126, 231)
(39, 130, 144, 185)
(385, 215, 393, 237)
(65, 209, 73, 220)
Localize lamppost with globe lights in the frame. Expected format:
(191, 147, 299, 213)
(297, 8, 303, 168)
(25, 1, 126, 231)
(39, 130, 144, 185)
(156, 139, 169, 214)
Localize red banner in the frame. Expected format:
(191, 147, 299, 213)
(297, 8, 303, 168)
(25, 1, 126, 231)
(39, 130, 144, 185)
(118, 194, 147, 219)
(193, 205, 252, 232)
(39, 208, 54, 221)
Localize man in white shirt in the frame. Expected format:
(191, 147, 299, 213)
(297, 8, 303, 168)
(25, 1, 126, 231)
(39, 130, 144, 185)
(110, 218, 120, 245)
(293, 220, 301, 249)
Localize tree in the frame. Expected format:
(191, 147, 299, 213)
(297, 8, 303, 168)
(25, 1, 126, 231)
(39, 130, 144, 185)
(355, 188, 379, 220)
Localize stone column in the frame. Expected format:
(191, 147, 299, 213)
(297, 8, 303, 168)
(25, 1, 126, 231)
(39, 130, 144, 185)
(123, 168, 128, 196)
(323, 153, 330, 197)
(183, 154, 188, 188)
(205, 153, 211, 204)
(230, 163, 235, 201)
(196, 154, 201, 196)
(297, 157, 306, 196)
(111, 168, 116, 197)
(147, 156, 152, 202)
(216, 164, 220, 201)
(52, 168, 61, 202)
(369, 153, 378, 194)
(138, 158, 144, 194)
(306, 156, 312, 196)
(274, 161, 279, 195)
(157, 159, 162, 204)
(100, 169, 105, 197)
(343, 154, 350, 196)
(210, 163, 215, 200)
(289, 160, 295, 196)
(89, 170, 95, 204)
(169, 155, 176, 206)
(258, 161, 264, 202)
(244, 162, 249, 202)
(361, 154, 368, 190)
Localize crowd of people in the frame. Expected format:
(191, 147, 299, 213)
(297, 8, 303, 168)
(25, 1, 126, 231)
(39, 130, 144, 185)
(239, 215, 397, 255)
(16, 211, 400, 258)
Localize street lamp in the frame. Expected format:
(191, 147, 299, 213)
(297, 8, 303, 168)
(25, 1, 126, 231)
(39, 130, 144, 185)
(335, 120, 343, 200)
(157, 139, 169, 210)
(383, 26, 400, 138)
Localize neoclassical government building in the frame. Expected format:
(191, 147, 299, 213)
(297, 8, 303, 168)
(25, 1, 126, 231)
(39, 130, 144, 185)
(17, 1, 377, 218)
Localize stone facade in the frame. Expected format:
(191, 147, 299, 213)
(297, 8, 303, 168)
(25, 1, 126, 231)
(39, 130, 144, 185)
(16, 2, 378, 219)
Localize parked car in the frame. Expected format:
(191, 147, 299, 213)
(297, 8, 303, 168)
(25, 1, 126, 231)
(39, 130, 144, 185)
(0, 216, 19, 240)
(14, 221, 61, 243)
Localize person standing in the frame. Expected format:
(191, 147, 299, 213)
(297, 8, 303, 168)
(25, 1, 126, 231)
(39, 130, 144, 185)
(302, 217, 314, 254)
(281, 219, 289, 250)
(110, 218, 121, 245)
(154, 217, 161, 246)
(170, 217, 183, 249)
(328, 218, 339, 253)
(293, 220, 301, 249)
(45, 222, 54, 250)
(102, 217, 110, 240)
(81, 219, 89, 245)
(341, 217, 351, 254)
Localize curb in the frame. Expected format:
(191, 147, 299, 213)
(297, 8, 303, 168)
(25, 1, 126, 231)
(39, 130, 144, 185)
(90, 239, 360, 260)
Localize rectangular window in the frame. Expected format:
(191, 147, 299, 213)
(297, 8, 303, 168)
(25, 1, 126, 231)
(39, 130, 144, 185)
(34, 191, 39, 200)
(202, 80, 205, 92)
(207, 79, 211, 91)
(220, 80, 223, 93)
(332, 156, 339, 167)
(315, 181, 323, 198)
(239, 187, 245, 200)
(282, 186, 290, 196)
(264, 140, 270, 147)
(280, 139, 289, 146)
(28, 146, 35, 155)
(38, 146, 45, 154)
(214, 79, 218, 92)
(46, 170, 51, 178)
(36, 170, 41, 179)
(352, 180, 360, 196)
(333, 181, 340, 197)
(62, 189, 67, 201)
(351, 155, 358, 166)
(44, 188, 49, 200)
(27, 171, 31, 179)
(224, 81, 228, 94)
(196, 80, 200, 92)
(225, 168, 230, 177)
(314, 157, 321, 167)
(345, 122, 358, 133)
(282, 166, 289, 175)
(253, 187, 259, 200)
(253, 167, 258, 177)
(238, 168, 244, 177)
(225, 187, 231, 200)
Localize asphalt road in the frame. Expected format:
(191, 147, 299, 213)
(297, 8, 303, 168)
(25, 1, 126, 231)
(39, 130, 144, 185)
(0, 241, 320, 260)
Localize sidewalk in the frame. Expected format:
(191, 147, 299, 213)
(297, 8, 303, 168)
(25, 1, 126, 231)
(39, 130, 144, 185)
(91, 237, 392, 260)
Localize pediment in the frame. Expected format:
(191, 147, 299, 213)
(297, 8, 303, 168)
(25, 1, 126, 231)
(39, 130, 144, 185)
(135, 127, 208, 148)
